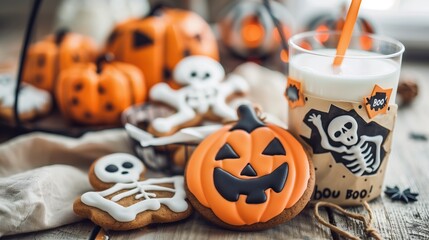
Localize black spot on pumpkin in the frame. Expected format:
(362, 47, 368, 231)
(74, 83, 83, 91)
(71, 97, 79, 105)
(84, 112, 92, 119)
(105, 102, 114, 111)
(37, 55, 45, 67)
(194, 34, 202, 42)
(98, 85, 105, 94)
(34, 75, 43, 84)
(163, 67, 171, 80)
(72, 54, 80, 62)
(183, 49, 191, 57)
(133, 31, 153, 48)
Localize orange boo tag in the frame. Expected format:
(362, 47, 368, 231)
(364, 85, 393, 119)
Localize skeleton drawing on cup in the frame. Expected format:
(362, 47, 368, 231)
(149, 55, 249, 134)
(80, 154, 188, 222)
(303, 106, 389, 176)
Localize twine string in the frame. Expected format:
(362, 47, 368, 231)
(314, 201, 382, 240)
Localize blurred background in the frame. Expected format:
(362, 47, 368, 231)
(1, 0, 428, 63)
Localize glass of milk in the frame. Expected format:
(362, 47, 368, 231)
(287, 31, 404, 205)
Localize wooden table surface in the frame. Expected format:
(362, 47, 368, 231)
(1, 11, 428, 239)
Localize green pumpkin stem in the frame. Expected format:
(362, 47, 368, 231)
(230, 105, 265, 133)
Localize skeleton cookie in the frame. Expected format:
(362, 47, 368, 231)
(149, 55, 249, 135)
(308, 113, 382, 176)
(73, 153, 192, 230)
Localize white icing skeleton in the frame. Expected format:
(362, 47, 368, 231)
(81, 154, 188, 222)
(308, 114, 383, 176)
(149, 55, 249, 133)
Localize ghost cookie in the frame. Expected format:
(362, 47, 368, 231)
(73, 153, 192, 230)
(0, 74, 51, 121)
(185, 105, 315, 231)
(149, 55, 249, 136)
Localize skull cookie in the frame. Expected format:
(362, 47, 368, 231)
(73, 153, 192, 230)
(149, 55, 249, 136)
(90, 153, 146, 189)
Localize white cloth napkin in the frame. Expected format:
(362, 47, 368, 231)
(0, 130, 133, 237)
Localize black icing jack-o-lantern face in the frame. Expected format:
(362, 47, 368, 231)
(213, 137, 289, 204)
(205, 106, 298, 205)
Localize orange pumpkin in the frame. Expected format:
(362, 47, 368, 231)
(105, 7, 219, 91)
(56, 54, 146, 125)
(186, 105, 313, 228)
(219, 0, 293, 59)
(309, 14, 375, 50)
(23, 29, 97, 93)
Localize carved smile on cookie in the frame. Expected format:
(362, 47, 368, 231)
(185, 105, 311, 226)
(214, 163, 288, 204)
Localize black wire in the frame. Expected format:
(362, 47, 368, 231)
(262, 0, 289, 58)
(14, 0, 43, 127)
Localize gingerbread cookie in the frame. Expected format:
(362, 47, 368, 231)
(185, 105, 315, 230)
(74, 153, 192, 230)
(0, 74, 51, 121)
(149, 55, 249, 136)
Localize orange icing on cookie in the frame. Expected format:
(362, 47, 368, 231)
(186, 105, 310, 226)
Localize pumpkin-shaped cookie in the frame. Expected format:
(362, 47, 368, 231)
(105, 7, 219, 91)
(56, 54, 146, 125)
(186, 105, 314, 230)
(23, 29, 97, 93)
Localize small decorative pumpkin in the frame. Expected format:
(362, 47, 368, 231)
(186, 105, 314, 230)
(56, 54, 146, 125)
(308, 8, 375, 50)
(105, 6, 219, 91)
(218, 0, 293, 59)
(23, 29, 97, 93)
